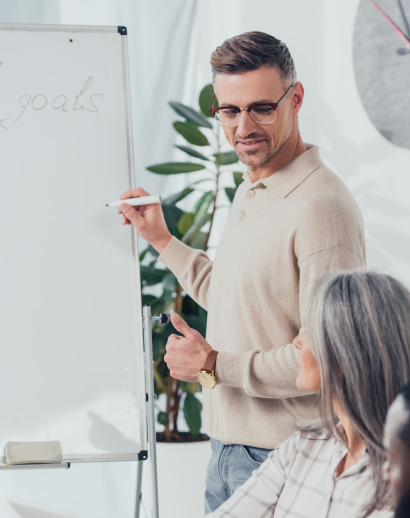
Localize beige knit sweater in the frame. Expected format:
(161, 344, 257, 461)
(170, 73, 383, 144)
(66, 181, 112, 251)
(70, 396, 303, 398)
(159, 145, 366, 449)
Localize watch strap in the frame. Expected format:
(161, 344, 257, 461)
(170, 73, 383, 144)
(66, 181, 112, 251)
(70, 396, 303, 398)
(202, 350, 218, 372)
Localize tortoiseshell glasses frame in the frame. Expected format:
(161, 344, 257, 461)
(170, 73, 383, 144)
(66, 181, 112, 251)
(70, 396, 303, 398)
(209, 83, 296, 127)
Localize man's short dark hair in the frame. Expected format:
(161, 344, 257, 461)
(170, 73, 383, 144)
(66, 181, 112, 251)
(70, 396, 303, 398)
(210, 31, 297, 85)
(398, 382, 410, 447)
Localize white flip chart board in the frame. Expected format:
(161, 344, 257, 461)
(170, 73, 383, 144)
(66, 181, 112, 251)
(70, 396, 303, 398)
(0, 24, 147, 463)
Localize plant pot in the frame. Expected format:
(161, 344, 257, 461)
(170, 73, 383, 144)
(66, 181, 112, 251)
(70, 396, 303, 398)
(154, 439, 211, 518)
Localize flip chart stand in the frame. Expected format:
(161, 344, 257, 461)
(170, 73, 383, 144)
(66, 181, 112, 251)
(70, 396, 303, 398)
(135, 305, 168, 518)
(1, 304, 165, 518)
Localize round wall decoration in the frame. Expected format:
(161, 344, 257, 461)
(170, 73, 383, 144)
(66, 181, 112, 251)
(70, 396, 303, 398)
(353, 0, 410, 149)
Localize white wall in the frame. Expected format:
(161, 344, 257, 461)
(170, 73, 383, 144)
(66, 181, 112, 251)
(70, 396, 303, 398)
(195, 0, 410, 283)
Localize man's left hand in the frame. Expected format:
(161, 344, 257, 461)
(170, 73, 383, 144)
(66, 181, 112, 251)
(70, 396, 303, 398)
(164, 313, 214, 382)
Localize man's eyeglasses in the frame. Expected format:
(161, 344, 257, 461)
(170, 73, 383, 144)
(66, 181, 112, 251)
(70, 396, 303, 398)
(209, 83, 295, 127)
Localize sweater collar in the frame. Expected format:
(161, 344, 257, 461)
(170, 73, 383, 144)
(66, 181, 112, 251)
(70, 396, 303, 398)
(242, 144, 323, 198)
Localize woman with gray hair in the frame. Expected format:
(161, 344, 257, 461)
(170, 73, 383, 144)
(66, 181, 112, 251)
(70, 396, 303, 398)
(207, 271, 410, 518)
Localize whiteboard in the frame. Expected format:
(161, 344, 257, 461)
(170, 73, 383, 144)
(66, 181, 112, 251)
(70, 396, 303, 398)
(0, 24, 147, 462)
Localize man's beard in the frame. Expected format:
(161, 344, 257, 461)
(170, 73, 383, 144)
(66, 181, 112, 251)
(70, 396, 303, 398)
(235, 143, 275, 167)
(234, 131, 291, 167)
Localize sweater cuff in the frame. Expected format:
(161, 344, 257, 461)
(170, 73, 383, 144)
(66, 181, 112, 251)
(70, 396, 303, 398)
(215, 350, 245, 388)
(158, 236, 197, 277)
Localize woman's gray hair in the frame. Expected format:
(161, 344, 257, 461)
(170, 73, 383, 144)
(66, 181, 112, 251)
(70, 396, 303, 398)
(304, 271, 410, 516)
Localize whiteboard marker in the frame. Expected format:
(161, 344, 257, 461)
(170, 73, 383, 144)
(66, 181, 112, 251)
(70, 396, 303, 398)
(106, 195, 162, 208)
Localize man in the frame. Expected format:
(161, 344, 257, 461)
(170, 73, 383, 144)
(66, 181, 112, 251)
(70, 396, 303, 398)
(118, 32, 366, 513)
(384, 382, 410, 517)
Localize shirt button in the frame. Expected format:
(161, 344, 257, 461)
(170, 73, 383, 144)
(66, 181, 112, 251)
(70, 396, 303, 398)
(248, 189, 255, 198)
(239, 210, 245, 220)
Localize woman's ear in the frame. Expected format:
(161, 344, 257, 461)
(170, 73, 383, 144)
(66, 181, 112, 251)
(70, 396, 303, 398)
(333, 362, 342, 379)
(334, 365, 346, 397)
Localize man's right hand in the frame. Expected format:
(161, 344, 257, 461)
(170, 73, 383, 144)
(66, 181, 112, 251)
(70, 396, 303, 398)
(117, 187, 172, 254)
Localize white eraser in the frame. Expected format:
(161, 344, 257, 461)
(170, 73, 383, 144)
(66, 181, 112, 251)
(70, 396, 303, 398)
(5, 441, 62, 465)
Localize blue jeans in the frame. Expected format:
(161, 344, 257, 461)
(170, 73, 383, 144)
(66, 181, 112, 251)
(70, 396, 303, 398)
(204, 438, 272, 515)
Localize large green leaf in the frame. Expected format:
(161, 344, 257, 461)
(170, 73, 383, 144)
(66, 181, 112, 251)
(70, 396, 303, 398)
(153, 321, 178, 357)
(185, 314, 207, 338)
(151, 299, 163, 316)
(162, 204, 185, 238)
(198, 305, 207, 320)
(147, 162, 205, 175)
(225, 187, 237, 204)
(213, 151, 239, 166)
(162, 272, 178, 292)
(157, 411, 168, 425)
(188, 178, 214, 187)
(183, 392, 202, 436)
(175, 145, 209, 161)
(199, 84, 218, 118)
(139, 248, 149, 262)
(173, 121, 210, 147)
(190, 231, 207, 250)
(161, 285, 176, 305)
(148, 244, 159, 258)
(182, 213, 212, 245)
(141, 294, 160, 305)
(163, 187, 194, 206)
(178, 212, 195, 235)
(182, 294, 200, 316)
(140, 266, 167, 286)
(180, 381, 200, 394)
(169, 101, 213, 129)
(194, 190, 214, 220)
(233, 172, 244, 188)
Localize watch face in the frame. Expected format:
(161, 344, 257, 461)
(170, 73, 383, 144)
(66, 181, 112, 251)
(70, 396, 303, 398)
(197, 371, 216, 389)
(353, 0, 410, 149)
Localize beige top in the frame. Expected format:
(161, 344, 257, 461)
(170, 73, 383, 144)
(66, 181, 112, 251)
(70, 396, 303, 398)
(159, 145, 366, 449)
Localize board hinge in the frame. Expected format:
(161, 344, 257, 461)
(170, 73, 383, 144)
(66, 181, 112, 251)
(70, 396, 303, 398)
(138, 450, 148, 461)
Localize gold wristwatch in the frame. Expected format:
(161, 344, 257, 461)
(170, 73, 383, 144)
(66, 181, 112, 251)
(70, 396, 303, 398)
(197, 350, 218, 389)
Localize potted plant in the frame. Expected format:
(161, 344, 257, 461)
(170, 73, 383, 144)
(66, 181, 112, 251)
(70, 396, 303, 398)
(139, 84, 244, 516)
(140, 84, 244, 445)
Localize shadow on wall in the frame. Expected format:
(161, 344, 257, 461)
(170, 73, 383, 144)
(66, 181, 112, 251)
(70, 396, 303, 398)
(317, 99, 410, 270)
(88, 411, 139, 454)
(9, 499, 75, 518)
